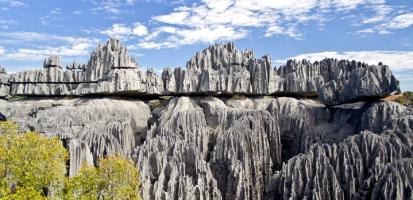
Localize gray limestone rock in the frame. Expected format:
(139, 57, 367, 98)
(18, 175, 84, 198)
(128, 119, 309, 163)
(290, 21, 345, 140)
(2, 39, 401, 106)
(0, 98, 151, 176)
(1, 95, 412, 199)
(0, 69, 9, 98)
(268, 131, 413, 200)
(43, 55, 62, 68)
(370, 158, 413, 200)
(0, 38, 410, 200)
(8, 38, 163, 96)
(275, 59, 400, 105)
(162, 43, 272, 95)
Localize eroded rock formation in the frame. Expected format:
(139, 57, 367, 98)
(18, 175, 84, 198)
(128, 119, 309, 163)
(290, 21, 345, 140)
(0, 38, 411, 200)
(1, 38, 400, 106)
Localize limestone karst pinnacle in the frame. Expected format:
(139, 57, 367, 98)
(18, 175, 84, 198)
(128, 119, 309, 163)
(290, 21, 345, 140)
(0, 38, 411, 200)
(0, 38, 400, 105)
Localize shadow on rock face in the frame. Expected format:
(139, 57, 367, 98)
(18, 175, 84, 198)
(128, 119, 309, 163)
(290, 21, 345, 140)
(0, 112, 5, 121)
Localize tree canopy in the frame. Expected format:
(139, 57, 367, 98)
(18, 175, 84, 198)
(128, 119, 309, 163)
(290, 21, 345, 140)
(0, 121, 143, 200)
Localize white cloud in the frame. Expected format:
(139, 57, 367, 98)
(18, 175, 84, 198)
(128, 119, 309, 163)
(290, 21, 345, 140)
(357, 12, 413, 35)
(132, 0, 400, 49)
(72, 10, 82, 15)
(0, 19, 15, 29)
(0, 0, 27, 8)
(0, 43, 93, 61)
(40, 8, 63, 26)
(0, 31, 97, 45)
(101, 22, 148, 38)
(284, 51, 413, 71)
(132, 22, 148, 36)
(0, 32, 98, 61)
(92, 0, 136, 15)
(384, 13, 413, 29)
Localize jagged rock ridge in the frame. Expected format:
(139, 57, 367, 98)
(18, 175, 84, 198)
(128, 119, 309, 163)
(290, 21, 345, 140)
(1, 38, 400, 105)
(1, 96, 412, 199)
(0, 38, 411, 200)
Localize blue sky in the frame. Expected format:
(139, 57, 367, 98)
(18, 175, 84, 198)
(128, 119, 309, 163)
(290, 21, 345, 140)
(0, 0, 413, 90)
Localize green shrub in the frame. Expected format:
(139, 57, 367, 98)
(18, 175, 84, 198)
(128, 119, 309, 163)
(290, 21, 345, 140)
(395, 92, 413, 105)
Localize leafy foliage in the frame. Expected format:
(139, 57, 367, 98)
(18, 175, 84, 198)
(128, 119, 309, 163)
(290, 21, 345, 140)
(395, 91, 413, 105)
(0, 121, 68, 199)
(0, 121, 143, 200)
(65, 156, 142, 200)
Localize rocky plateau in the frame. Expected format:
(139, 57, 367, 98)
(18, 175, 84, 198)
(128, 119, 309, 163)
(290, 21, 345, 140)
(0, 38, 411, 200)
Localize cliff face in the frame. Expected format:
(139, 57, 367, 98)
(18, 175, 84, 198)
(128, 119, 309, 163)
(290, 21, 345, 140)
(0, 38, 411, 200)
(1, 38, 399, 105)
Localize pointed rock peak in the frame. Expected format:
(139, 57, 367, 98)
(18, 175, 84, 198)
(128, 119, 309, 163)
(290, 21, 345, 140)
(89, 38, 138, 71)
(186, 42, 257, 70)
(106, 37, 124, 52)
(0, 66, 5, 74)
(43, 55, 62, 68)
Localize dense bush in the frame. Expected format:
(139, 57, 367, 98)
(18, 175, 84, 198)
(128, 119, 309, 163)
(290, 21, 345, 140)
(395, 91, 413, 105)
(65, 156, 142, 200)
(0, 121, 142, 200)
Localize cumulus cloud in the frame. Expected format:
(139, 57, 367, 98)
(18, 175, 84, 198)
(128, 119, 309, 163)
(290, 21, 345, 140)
(40, 8, 63, 27)
(357, 11, 413, 35)
(0, 32, 98, 61)
(0, 0, 27, 9)
(92, 0, 137, 15)
(130, 0, 404, 49)
(101, 22, 148, 39)
(0, 19, 15, 29)
(384, 13, 413, 30)
(282, 51, 413, 71)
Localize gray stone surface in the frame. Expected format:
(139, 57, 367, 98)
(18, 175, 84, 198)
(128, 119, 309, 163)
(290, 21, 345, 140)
(0, 96, 412, 199)
(43, 55, 62, 68)
(0, 66, 9, 98)
(1, 39, 401, 105)
(8, 38, 163, 96)
(161, 43, 273, 95)
(0, 98, 151, 176)
(0, 38, 410, 200)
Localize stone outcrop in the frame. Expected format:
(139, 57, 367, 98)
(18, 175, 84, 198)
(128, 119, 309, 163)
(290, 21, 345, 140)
(1, 38, 400, 105)
(43, 55, 62, 68)
(8, 38, 163, 96)
(1, 95, 411, 199)
(161, 43, 272, 95)
(276, 59, 400, 105)
(0, 38, 410, 200)
(0, 98, 151, 176)
(0, 66, 9, 98)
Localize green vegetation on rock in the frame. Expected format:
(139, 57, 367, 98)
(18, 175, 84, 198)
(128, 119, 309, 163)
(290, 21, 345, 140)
(0, 121, 143, 200)
(395, 92, 413, 105)
(0, 121, 67, 199)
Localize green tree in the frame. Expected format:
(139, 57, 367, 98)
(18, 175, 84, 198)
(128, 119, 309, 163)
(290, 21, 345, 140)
(0, 121, 68, 199)
(98, 156, 142, 200)
(65, 156, 143, 200)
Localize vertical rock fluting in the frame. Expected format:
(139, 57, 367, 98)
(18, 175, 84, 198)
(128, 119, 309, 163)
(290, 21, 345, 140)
(134, 97, 222, 200)
(8, 38, 164, 96)
(134, 97, 283, 200)
(268, 131, 413, 200)
(85, 38, 139, 81)
(3, 39, 400, 106)
(161, 43, 272, 95)
(1, 96, 412, 199)
(0, 66, 9, 98)
(0, 39, 410, 200)
(371, 158, 413, 200)
(275, 59, 400, 105)
(201, 97, 281, 200)
(0, 98, 151, 176)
